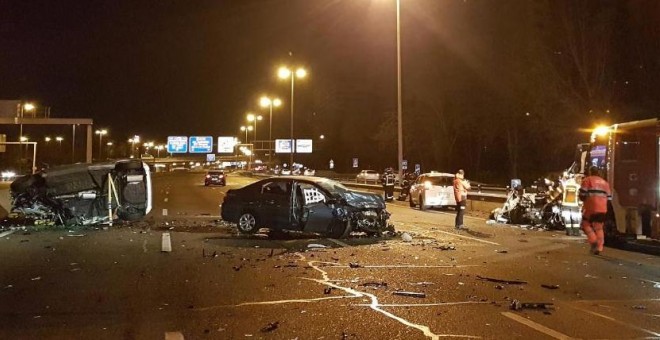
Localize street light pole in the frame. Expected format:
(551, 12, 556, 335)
(95, 129, 107, 160)
(278, 67, 306, 167)
(260, 96, 282, 167)
(396, 0, 403, 180)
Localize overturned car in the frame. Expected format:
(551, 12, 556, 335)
(220, 176, 393, 238)
(9, 160, 152, 226)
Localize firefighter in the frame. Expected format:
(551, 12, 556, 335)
(381, 168, 395, 202)
(579, 166, 612, 255)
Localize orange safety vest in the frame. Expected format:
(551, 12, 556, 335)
(579, 175, 612, 216)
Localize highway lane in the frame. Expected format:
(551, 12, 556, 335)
(0, 171, 657, 339)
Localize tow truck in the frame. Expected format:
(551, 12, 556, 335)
(573, 118, 659, 241)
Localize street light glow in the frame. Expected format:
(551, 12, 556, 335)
(95, 129, 107, 136)
(20, 136, 28, 142)
(247, 113, 255, 122)
(278, 66, 291, 79)
(273, 98, 282, 107)
(295, 68, 307, 78)
(45, 137, 52, 142)
(56, 137, 63, 142)
(260, 97, 271, 107)
(23, 103, 35, 111)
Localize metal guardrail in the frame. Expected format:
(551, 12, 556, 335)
(247, 171, 507, 202)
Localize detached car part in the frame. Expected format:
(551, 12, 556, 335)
(9, 160, 152, 226)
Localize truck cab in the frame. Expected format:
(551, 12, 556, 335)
(575, 119, 659, 241)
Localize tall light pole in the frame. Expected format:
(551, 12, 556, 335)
(278, 66, 307, 167)
(246, 113, 263, 143)
(240, 125, 253, 143)
(396, 0, 403, 179)
(259, 96, 282, 166)
(95, 129, 107, 160)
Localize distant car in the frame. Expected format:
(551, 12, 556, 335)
(221, 176, 391, 238)
(408, 172, 458, 210)
(204, 170, 226, 186)
(1, 170, 17, 181)
(356, 170, 380, 183)
(303, 168, 316, 176)
(280, 169, 292, 175)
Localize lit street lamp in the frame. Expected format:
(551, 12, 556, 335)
(44, 137, 52, 143)
(128, 135, 140, 158)
(246, 113, 263, 141)
(155, 145, 165, 158)
(278, 66, 307, 166)
(56, 137, 63, 156)
(95, 129, 108, 160)
(240, 125, 253, 143)
(260, 96, 282, 165)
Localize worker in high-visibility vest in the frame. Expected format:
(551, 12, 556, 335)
(579, 166, 612, 255)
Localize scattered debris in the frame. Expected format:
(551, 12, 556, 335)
(541, 284, 559, 290)
(494, 285, 504, 290)
(401, 233, 413, 242)
(584, 274, 598, 279)
(632, 305, 647, 310)
(323, 287, 333, 294)
(408, 282, 434, 286)
(232, 265, 242, 271)
(477, 275, 527, 285)
(307, 244, 327, 249)
(495, 250, 508, 254)
(260, 321, 279, 333)
(393, 291, 426, 298)
(31, 277, 41, 281)
(518, 239, 529, 243)
(67, 234, 85, 237)
(360, 282, 388, 288)
(349, 262, 362, 268)
(435, 245, 456, 251)
(510, 300, 554, 311)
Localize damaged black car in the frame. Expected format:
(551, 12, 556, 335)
(8, 159, 152, 226)
(220, 176, 392, 238)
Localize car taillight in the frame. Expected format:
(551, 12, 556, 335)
(205, 175, 211, 179)
(424, 181, 432, 190)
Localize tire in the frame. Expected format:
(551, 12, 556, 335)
(419, 195, 427, 211)
(237, 211, 259, 234)
(409, 194, 415, 207)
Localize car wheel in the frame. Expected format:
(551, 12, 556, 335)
(419, 195, 427, 211)
(409, 194, 415, 208)
(237, 211, 259, 234)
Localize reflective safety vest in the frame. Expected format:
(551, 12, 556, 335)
(579, 175, 612, 215)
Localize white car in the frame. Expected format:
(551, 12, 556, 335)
(303, 169, 316, 176)
(408, 172, 458, 210)
(356, 170, 380, 183)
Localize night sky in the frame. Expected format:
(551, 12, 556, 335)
(1, 0, 659, 179)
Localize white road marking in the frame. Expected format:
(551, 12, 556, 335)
(0, 230, 16, 238)
(501, 312, 572, 339)
(162, 209, 168, 216)
(357, 301, 490, 307)
(568, 305, 660, 337)
(142, 239, 148, 253)
(161, 233, 172, 252)
(327, 238, 351, 247)
(431, 230, 500, 245)
(164, 197, 168, 203)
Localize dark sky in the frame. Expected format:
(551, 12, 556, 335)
(1, 0, 402, 142)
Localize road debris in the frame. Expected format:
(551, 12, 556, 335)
(360, 282, 388, 288)
(324, 287, 333, 294)
(307, 244, 327, 249)
(477, 275, 527, 285)
(232, 265, 242, 271)
(541, 284, 560, 290)
(494, 285, 504, 290)
(510, 300, 554, 311)
(260, 321, 279, 332)
(393, 291, 426, 298)
(66, 234, 85, 237)
(632, 305, 647, 310)
(408, 282, 434, 286)
(31, 276, 41, 281)
(349, 262, 362, 268)
(401, 232, 413, 242)
(435, 245, 456, 251)
(495, 250, 508, 254)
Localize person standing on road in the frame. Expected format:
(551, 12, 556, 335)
(453, 169, 471, 230)
(579, 166, 612, 255)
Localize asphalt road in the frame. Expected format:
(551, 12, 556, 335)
(0, 171, 658, 339)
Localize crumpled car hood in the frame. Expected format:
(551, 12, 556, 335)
(340, 190, 385, 209)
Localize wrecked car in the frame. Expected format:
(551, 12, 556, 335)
(9, 159, 152, 226)
(220, 176, 392, 238)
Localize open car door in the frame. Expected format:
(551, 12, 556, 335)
(295, 182, 334, 234)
